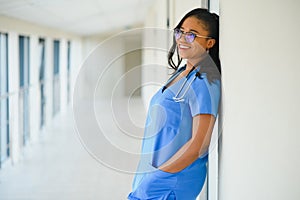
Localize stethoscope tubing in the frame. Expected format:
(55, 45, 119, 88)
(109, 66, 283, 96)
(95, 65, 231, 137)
(172, 75, 197, 102)
(172, 66, 202, 102)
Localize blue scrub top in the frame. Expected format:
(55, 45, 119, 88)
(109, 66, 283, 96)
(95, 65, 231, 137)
(130, 65, 220, 199)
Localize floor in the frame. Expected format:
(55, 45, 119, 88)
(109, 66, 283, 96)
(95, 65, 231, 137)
(0, 98, 146, 200)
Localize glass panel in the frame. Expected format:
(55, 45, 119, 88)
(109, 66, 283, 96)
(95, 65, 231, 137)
(39, 38, 46, 128)
(0, 33, 9, 166)
(19, 35, 30, 145)
(67, 41, 71, 103)
(53, 40, 60, 116)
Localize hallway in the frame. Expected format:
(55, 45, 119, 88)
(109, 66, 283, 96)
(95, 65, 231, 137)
(0, 98, 145, 200)
(1, 1, 300, 200)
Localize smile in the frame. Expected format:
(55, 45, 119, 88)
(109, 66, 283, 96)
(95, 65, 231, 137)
(179, 44, 190, 49)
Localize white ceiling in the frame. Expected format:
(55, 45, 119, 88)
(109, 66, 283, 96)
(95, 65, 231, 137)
(0, 0, 155, 36)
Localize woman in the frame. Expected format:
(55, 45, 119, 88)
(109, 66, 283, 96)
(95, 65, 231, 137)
(128, 8, 221, 200)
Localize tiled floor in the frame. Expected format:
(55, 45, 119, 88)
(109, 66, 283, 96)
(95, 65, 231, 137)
(0, 98, 146, 200)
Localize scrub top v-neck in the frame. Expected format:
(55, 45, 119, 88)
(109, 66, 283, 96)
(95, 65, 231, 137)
(128, 65, 220, 200)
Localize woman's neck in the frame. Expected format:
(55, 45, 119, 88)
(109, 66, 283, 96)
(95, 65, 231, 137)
(186, 60, 199, 70)
(186, 55, 207, 70)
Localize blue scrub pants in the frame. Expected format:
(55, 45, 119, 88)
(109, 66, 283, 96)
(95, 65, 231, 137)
(128, 157, 207, 200)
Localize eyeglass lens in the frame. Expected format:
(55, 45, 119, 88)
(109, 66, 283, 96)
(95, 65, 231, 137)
(174, 29, 195, 43)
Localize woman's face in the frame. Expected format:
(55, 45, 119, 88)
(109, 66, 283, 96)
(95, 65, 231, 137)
(176, 16, 215, 65)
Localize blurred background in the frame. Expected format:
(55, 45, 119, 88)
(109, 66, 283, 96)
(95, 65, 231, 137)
(0, 0, 299, 200)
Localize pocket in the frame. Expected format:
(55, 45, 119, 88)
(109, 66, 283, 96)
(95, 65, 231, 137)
(148, 163, 180, 177)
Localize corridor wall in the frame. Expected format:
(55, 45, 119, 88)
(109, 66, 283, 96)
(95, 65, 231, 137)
(0, 15, 82, 165)
(219, 0, 300, 199)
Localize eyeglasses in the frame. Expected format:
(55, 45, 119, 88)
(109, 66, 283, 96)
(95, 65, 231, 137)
(174, 28, 212, 43)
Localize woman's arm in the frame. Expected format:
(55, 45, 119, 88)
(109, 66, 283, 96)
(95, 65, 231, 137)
(159, 114, 216, 173)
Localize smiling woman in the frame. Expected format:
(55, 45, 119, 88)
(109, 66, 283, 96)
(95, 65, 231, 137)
(175, 17, 214, 65)
(128, 8, 221, 200)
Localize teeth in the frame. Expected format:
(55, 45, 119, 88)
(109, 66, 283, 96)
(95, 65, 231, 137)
(179, 44, 190, 49)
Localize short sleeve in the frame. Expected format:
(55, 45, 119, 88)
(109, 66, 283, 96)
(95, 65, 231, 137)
(188, 79, 220, 117)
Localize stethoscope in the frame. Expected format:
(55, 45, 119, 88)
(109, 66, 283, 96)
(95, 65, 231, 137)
(168, 66, 203, 103)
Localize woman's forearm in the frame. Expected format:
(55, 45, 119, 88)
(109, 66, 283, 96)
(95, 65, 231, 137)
(159, 114, 215, 173)
(158, 139, 203, 173)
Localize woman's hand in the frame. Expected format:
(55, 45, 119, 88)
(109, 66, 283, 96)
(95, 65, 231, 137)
(159, 114, 216, 173)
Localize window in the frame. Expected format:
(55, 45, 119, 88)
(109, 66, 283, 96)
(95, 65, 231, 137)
(19, 35, 30, 145)
(67, 41, 71, 103)
(53, 40, 60, 116)
(0, 32, 9, 167)
(39, 38, 46, 128)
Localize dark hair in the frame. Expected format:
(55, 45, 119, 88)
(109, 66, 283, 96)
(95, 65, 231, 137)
(168, 8, 221, 82)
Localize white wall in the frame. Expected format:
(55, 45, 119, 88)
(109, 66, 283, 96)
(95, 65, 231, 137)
(69, 39, 82, 105)
(170, 0, 203, 28)
(79, 29, 146, 101)
(7, 31, 21, 164)
(141, 0, 169, 110)
(219, 0, 300, 199)
(59, 39, 68, 114)
(44, 37, 54, 125)
(29, 34, 40, 143)
(124, 34, 142, 97)
(79, 34, 125, 100)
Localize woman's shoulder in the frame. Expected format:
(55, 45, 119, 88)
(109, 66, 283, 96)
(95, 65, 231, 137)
(191, 73, 220, 96)
(193, 72, 220, 86)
